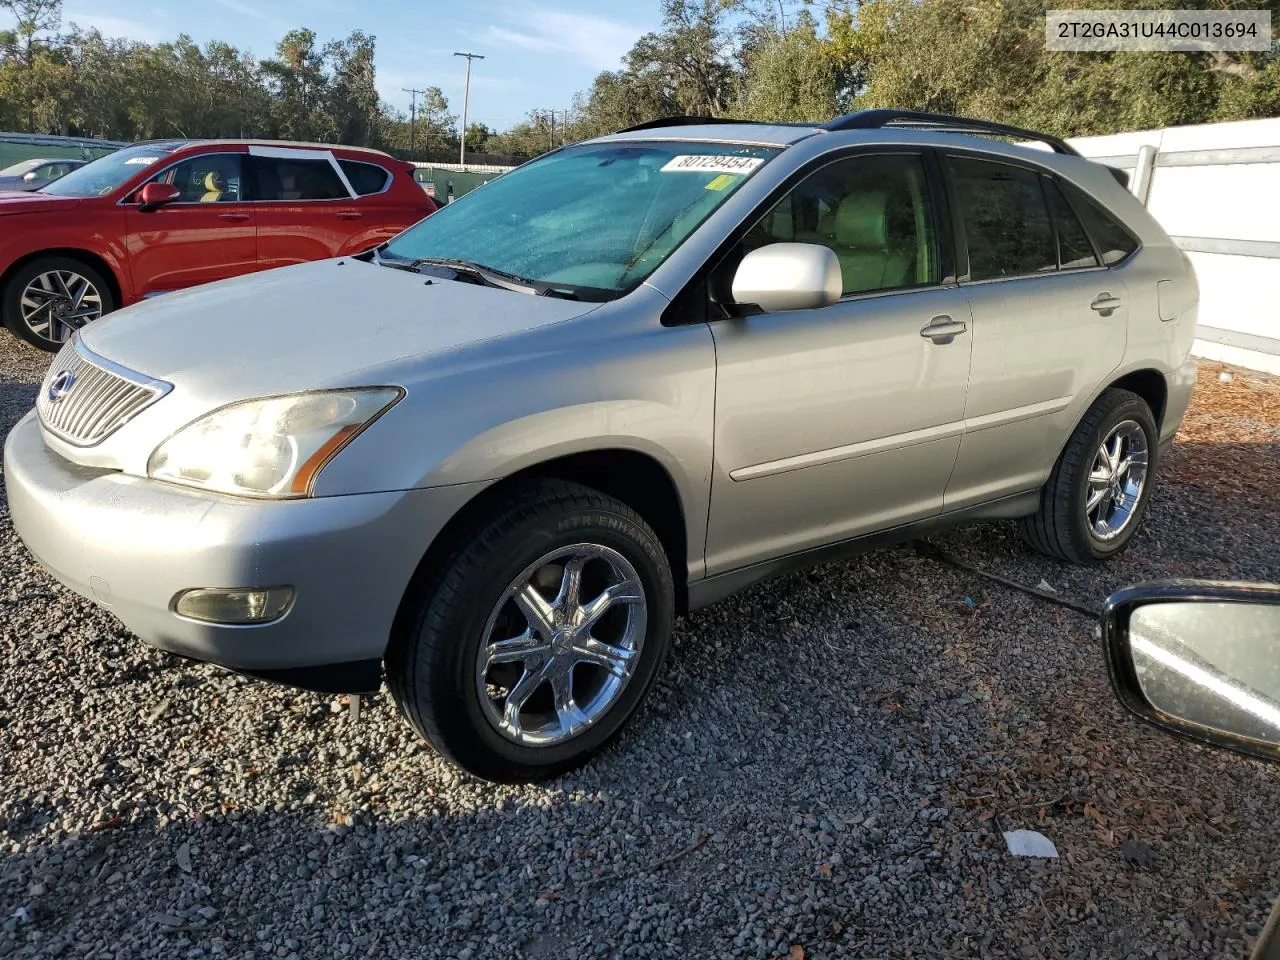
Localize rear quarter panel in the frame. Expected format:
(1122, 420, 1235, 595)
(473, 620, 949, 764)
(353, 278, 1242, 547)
(336, 166, 435, 254)
(1056, 160, 1199, 445)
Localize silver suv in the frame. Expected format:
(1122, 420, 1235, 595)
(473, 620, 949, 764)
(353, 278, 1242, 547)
(5, 110, 1198, 781)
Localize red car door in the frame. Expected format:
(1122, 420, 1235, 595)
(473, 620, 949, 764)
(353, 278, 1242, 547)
(248, 147, 364, 269)
(124, 151, 257, 296)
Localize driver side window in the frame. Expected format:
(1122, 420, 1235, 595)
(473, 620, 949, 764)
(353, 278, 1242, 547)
(154, 154, 244, 203)
(744, 153, 940, 296)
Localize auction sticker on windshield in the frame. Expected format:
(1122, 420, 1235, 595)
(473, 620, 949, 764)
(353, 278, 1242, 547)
(124, 157, 159, 165)
(661, 155, 764, 175)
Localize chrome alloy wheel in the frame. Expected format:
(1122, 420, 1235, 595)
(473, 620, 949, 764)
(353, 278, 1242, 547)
(476, 543, 647, 747)
(20, 269, 104, 343)
(1086, 419, 1150, 541)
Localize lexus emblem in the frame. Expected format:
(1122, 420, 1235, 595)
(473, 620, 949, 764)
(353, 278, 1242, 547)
(47, 370, 77, 403)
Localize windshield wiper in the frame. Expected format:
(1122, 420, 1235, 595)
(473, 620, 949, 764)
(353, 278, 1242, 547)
(375, 250, 588, 301)
(409, 257, 542, 296)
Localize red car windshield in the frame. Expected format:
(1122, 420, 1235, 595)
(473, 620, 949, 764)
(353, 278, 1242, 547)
(40, 144, 180, 198)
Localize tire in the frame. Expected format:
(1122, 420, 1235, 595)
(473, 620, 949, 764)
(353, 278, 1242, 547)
(387, 479, 675, 783)
(1021, 388, 1159, 564)
(2, 256, 116, 352)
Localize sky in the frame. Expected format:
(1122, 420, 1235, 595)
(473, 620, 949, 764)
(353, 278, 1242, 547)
(38, 0, 663, 130)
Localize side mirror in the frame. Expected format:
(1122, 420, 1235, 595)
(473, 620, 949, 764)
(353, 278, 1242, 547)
(138, 181, 181, 211)
(731, 242, 841, 314)
(22, 171, 38, 182)
(1101, 580, 1280, 763)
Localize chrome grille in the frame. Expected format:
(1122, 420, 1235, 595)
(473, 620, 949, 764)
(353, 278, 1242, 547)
(37, 338, 171, 446)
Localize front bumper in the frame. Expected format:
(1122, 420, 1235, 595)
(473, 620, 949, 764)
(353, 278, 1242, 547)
(5, 411, 485, 692)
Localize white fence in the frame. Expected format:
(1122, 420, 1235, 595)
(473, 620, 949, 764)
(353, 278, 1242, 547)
(410, 160, 515, 175)
(1070, 118, 1280, 375)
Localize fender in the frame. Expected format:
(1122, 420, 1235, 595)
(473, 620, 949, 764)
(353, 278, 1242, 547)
(312, 295, 719, 576)
(0, 209, 134, 304)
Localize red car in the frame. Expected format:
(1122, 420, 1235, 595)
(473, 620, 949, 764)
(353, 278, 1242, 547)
(0, 139, 437, 351)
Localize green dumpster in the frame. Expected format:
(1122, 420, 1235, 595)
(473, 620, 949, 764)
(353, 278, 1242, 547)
(412, 163, 513, 203)
(0, 133, 126, 170)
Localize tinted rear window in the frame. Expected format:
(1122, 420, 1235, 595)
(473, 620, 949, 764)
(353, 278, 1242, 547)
(339, 160, 391, 196)
(251, 156, 348, 201)
(1066, 184, 1139, 265)
(1043, 178, 1099, 270)
(949, 157, 1056, 280)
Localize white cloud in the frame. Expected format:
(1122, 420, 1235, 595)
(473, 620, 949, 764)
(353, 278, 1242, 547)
(210, 0, 288, 29)
(63, 10, 169, 43)
(473, 4, 647, 72)
(377, 63, 519, 114)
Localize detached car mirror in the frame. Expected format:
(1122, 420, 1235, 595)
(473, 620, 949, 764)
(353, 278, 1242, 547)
(138, 181, 181, 211)
(731, 242, 841, 314)
(1101, 580, 1280, 763)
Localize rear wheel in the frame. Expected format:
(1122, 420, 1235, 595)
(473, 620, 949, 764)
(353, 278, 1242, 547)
(2, 256, 115, 351)
(1021, 388, 1158, 563)
(387, 479, 674, 782)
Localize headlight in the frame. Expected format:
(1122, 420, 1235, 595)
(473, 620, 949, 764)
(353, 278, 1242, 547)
(148, 388, 402, 498)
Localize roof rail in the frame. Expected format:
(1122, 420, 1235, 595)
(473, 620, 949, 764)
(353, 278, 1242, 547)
(823, 109, 1079, 156)
(616, 116, 749, 133)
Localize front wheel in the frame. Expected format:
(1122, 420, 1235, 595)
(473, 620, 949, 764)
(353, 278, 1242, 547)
(1021, 388, 1159, 563)
(387, 479, 674, 782)
(2, 256, 115, 351)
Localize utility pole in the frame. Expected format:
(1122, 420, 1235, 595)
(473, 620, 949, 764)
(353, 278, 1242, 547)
(535, 108, 567, 150)
(454, 52, 485, 167)
(402, 87, 428, 159)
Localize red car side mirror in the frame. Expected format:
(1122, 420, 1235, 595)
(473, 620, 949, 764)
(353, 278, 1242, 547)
(138, 182, 181, 211)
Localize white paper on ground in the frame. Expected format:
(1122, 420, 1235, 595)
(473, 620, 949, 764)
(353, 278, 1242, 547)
(1003, 829, 1059, 858)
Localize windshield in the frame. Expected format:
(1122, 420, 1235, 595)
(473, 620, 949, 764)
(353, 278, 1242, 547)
(40, 144, 177, 198)
(383, 140, 779, 296)
(0, 159, 46, 177)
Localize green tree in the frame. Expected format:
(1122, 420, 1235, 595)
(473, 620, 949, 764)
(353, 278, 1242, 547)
(735, 11, 840, 122)
(378, 87, 454, 159)
(838, 0, 1280, 136)
(0, 0, 62, 129)
(626, 0, 739, 115)
(324, 30, 378, 144)
(260, 28, 332, 141)
(568, 69, 679, 140)
(464, 121, 493, 153)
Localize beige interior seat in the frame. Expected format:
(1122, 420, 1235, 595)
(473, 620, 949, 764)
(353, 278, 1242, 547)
(200, 171, 227, 203)
(832, 191, 912, 294)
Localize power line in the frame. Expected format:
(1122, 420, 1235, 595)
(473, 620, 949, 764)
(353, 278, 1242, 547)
(401, 87, 429, 159)
(454, 52, 485, 167)
(535, 108, 569, 150)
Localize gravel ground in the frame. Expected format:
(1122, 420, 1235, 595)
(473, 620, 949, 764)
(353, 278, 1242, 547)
(1, 337, 1278, 960)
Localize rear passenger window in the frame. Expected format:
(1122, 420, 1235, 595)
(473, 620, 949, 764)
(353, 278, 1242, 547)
(744, 153, 939, 296)
(1043, 178, 1099, 269)
(948, 157, 1055, 280)
(339, 160, 391, 196)
(1065, 184, 1139, 265)
(250, 156, 349, 201)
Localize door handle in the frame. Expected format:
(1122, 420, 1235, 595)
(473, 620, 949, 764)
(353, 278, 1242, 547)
(336, 211, 362, 220)
(217, 212, 250, 223)
(920, 315, 968, 343)
(1091, 293, 1123, 316)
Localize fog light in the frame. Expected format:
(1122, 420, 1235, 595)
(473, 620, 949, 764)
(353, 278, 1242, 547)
(174, 586, 294, 624)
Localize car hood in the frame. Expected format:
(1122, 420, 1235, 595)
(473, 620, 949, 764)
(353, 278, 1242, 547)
(79, 258, 598, 404)
(0, 191, 80, 212)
